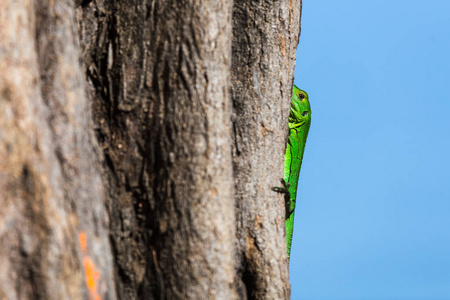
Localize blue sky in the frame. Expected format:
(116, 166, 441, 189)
(291, 1, 450, 299)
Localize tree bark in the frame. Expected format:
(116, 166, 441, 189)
(0, 0, 116, 299)
(0, 0, 302, 298)
(231, 1, 302, 299)
(77, 0, 236, 299)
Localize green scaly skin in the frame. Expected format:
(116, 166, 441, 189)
(275, 85, 311, 260)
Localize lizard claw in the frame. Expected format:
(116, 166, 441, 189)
(271, 178, 290, 193)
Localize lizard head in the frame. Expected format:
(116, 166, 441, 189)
(289, 85, 311, 129)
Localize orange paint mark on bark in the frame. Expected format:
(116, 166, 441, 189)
(79, 232, 87, 253)
(78, 231, 102, 300)
(83, 256, 101, 300)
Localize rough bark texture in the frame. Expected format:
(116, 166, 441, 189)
(77, 0, 236, 299)
(0, 0, 116, 299)
(231, 1, 302, 299)
(1, 0, 302, 299)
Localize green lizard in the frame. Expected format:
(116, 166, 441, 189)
(274, 84, 311, 260)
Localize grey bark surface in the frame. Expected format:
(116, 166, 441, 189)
(77, 0, 236, 299)
(231, 1, 302, 299)
(0, 0, 302, 299)
(0, 0, 116, 299)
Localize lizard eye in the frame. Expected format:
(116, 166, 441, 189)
(299, 93, 305, 99)
(302, 111, 308, 116)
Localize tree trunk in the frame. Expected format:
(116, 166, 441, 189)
(0, 0, 116, 299)
(231, 2, 302, 299)
(77, 0, 236, 299)
(0, 0, 302, 299)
